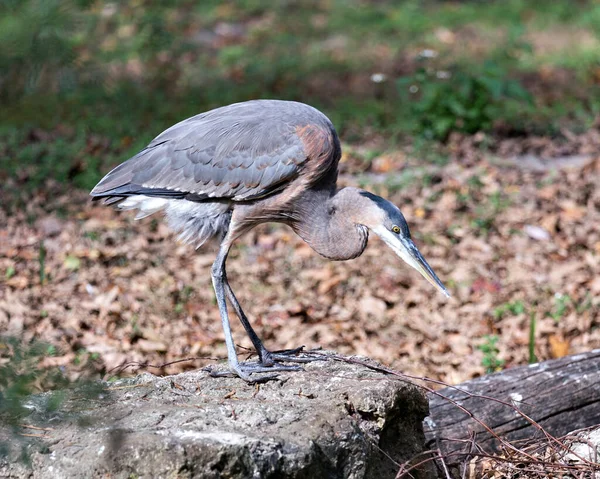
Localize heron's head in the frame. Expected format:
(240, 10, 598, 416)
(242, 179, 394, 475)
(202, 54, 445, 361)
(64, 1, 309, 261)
(357, 190, 450, 298)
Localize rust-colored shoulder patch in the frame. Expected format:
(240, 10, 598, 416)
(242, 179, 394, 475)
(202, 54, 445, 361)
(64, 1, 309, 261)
(295, 124, 335, 162)
(294, 123, 341, 186)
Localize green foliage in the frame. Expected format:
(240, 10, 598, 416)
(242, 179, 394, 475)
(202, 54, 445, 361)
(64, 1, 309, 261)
(477, 335, 505, 374)
(0, 337, 108, 462)
(549, 293, 571, 323)
(83, 231, 100, 241)
(4, 266, 15, 280)
(72, 348, 100, 366)
(0, 0, 86, 100)
(175, 285, 195, 314)
(0, 0, 599, 189)
(0, 338, 69, 428)
(529, 312, 537, 364)
(1, 127, 101, 192)
(63, 255, 81, 271)
(493, 300, 526, 320)
(543, 292, 594, 325)
(492, 300, 538, 366)
(38, 241, 46, 285)
(471, 191, 512, 236)
(467, 175, 484, 190)
(398, 62, 532, 140)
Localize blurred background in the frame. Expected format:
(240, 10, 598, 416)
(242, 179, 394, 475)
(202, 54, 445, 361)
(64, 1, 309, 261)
(1, 1, 599, 387)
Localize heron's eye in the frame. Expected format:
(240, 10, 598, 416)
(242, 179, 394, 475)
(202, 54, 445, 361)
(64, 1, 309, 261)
(391, 225, 401, 234)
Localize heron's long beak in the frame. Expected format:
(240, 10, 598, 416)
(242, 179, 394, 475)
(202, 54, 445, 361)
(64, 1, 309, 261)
(373, 227, 450, 298)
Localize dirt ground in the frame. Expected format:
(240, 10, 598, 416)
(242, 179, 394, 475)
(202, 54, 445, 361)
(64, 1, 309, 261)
(1, 132, 599, 386)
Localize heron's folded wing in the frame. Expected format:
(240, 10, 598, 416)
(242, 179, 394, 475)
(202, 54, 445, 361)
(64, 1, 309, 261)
(90, 102, 337, 202)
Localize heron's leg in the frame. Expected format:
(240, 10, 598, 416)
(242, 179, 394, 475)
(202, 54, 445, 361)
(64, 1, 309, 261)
(223, 279, 324, 366)
(222, 280, 269, 362)
(210, 244, 300, 381)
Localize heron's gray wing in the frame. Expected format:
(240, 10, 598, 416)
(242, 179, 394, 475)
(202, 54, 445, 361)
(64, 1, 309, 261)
(91, 100, 339, 202)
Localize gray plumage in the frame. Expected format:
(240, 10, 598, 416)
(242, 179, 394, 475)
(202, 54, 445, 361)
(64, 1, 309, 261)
(91, 99, 449, 382)
(92, 100, 332, 202)
(92, 100, 338, 249)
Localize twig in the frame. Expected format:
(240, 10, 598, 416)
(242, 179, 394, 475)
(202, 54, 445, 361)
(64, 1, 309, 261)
(20, 424, 54, 431)
(436, 438, 452, 479)
(460, 432, 478, 479)
(106, 383, 150, 391)
(104, 355, 224, 379)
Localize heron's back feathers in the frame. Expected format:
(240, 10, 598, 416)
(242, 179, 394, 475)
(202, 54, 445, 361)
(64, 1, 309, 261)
(90, 100, 340, 204)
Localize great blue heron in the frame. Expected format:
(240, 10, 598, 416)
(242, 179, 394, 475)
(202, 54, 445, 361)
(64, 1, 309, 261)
(91, 100, 449, 381)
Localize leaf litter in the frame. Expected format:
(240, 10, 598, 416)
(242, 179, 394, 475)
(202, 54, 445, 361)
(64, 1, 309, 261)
(1, 136, 599, 385)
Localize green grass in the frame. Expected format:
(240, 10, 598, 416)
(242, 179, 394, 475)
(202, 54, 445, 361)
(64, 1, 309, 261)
(1, 0, 600, 190)
(529, 312, 537, 364)
(478, 334, 505, 374)
(0, 336, 109, 463)
(493, 300, 526, 321)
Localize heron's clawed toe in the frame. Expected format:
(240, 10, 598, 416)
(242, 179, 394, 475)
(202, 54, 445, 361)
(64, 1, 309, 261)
(260, 346, 325, 365)
(273, 345, 307, 355)
(240, 362, 303, 374)
(204, 366, 278, 383)
(203, 362, 302, 383)
(269, 353, 324, 364)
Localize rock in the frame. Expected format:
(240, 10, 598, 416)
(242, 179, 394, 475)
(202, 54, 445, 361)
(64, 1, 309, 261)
(0, 355, 432, 479)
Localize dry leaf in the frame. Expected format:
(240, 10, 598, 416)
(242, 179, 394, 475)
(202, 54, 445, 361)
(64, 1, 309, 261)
(548, 335, 570, 358)
(2, 123, 599, 386)
(137, 340, 168, 353)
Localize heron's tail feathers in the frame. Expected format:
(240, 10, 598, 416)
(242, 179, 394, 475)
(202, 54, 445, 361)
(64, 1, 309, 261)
(119, 196, 169, 219)
(111, 195, 231, 248)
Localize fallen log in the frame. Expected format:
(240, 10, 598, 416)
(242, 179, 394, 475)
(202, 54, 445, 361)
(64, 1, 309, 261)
(425, 349, 600, 458)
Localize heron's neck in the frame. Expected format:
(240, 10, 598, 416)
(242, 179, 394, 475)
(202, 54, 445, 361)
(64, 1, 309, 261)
(292, 187, 369, 261)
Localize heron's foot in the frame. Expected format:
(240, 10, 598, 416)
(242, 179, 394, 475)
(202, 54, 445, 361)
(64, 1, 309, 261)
(204, 362, 302, 384)
(259, 345, 325, 366)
